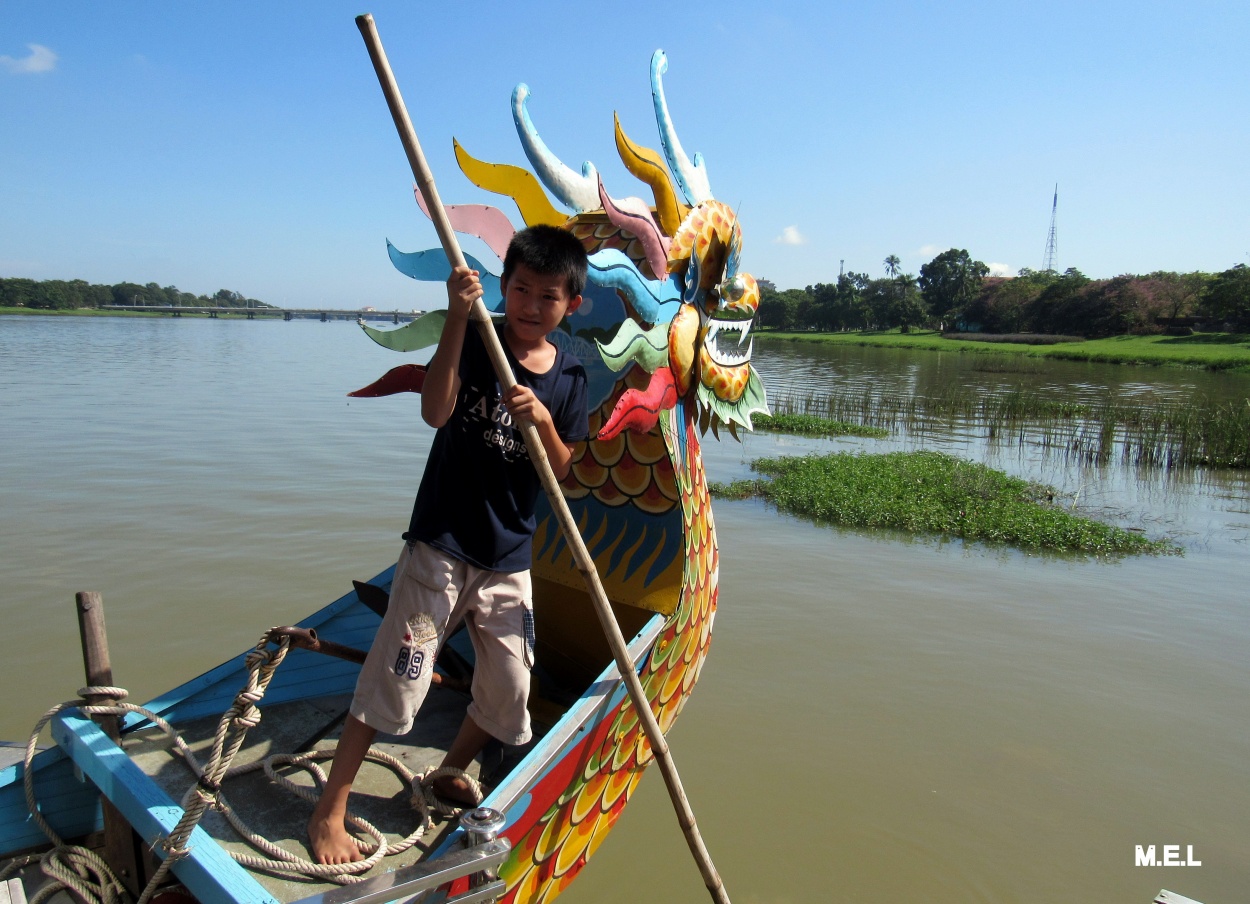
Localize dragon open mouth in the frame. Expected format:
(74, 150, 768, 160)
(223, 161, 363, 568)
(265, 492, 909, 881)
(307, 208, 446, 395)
(705, 315, 754, 367)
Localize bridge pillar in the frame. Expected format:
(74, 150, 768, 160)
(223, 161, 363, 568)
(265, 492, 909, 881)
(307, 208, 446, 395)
(393, 312, 399, 324)
(320, 311, 327, 322)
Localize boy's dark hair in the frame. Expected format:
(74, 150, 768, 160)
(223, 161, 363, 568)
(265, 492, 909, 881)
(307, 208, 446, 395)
(501, 224, 588, 298)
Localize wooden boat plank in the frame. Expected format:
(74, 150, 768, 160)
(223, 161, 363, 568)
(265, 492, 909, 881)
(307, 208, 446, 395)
(4, 862, 77, 904)
(0, 745, 34, 774)
(0, 877, 23, 904)
(0, 750, 102, 854)
(49, 713, 279, 904)
(140, 655, 364, 729)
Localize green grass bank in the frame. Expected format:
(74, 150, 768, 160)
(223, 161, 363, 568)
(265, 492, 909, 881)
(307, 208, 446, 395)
(0, 306, 173, 317)
(756, 329, 1250, 372)
(0, 306, 267, 319)
(712, 450, 1178, 556)
(751, 412, 889, 439)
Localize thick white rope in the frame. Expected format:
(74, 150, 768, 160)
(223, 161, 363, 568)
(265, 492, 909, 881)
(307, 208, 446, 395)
(0, 686, 137, 904)
(0, 632, 486, 899)
(206, 755, 482, 883)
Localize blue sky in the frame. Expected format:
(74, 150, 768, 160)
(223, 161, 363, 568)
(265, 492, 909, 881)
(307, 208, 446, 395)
(2, 1, 1247, 309)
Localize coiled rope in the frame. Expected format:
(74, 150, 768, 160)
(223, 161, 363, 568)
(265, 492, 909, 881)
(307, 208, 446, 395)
(0, 629, 483, 903)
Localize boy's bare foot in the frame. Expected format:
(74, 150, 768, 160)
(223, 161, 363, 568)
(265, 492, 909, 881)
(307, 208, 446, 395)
(431, 773, 483, 807)
(307, 810, 364, 865)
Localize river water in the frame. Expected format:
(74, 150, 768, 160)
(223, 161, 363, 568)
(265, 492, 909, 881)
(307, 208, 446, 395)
(2, 316, 1247, 903)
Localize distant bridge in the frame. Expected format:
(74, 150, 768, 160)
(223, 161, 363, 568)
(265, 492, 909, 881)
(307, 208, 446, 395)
(100, 306, 422, 323)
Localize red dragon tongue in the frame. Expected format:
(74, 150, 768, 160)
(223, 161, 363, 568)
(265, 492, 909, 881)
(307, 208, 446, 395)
(348, 363, 428, 397)
(597, 368, 678, 440)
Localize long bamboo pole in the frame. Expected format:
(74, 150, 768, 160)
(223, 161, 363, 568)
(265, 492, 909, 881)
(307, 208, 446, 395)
(354, 14, 730, 903)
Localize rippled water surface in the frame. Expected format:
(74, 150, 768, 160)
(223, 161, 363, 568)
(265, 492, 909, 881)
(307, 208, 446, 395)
(2, 317, 1247, 903)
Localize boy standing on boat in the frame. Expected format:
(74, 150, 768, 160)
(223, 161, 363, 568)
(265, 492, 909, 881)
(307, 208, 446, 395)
(309, 225, 589, 865)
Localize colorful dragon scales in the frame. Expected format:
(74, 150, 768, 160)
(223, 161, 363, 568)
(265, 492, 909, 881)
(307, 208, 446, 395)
(357, 50, 766, 903)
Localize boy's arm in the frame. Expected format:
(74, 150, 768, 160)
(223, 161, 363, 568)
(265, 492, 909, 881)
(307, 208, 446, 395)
(422, 267, 482, 428)
(503, 385, 577, 481)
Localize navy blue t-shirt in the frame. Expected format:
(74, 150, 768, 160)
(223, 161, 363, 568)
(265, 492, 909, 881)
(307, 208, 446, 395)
(405, 324, 589, 572)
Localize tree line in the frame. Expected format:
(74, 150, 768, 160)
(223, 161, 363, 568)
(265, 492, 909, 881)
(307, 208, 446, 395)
(759, 251, 1250, 337)
(0, 277, 270, 311)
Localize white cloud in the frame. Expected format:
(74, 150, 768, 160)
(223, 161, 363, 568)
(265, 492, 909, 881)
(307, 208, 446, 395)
(1, 44, 58, 74)
(918, 244, 942, 258)
(987, 262, 1013, 277)
(773, 225, 806, 245)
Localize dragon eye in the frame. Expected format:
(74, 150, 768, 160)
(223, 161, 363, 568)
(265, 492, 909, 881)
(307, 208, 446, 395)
(718, 275, 746, 303)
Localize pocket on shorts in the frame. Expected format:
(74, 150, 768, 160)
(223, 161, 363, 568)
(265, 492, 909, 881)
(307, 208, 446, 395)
(403, 541, 455, 593)
(521, 600, 535, 671)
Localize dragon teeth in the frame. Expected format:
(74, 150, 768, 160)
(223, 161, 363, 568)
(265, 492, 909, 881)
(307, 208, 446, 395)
(704, 318, 755, 366)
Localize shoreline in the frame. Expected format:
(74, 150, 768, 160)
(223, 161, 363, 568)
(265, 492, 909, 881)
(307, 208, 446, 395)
(0, 307, 377, 322)
(0, 306, 265, 319)
(8, 310, 1250, 373)
(756, 328, 1250, 373)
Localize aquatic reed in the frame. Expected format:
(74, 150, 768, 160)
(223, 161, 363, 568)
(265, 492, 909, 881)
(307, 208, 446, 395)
(1043, 395, 1250, 469)
(768, 388, 1250, 470)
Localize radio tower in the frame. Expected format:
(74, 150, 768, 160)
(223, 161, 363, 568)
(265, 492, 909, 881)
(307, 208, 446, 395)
(1042, 184, 1058, 273)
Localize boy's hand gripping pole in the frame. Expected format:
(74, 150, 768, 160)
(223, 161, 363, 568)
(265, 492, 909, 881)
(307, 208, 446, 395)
(355, 14, 731, 904)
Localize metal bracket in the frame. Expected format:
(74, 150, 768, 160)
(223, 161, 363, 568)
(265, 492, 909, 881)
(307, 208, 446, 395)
(286, 838, 510, 904)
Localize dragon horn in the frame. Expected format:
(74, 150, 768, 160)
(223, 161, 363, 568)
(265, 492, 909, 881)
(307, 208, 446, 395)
(513, 83, 600, 214)
(650, 50, 713, 206)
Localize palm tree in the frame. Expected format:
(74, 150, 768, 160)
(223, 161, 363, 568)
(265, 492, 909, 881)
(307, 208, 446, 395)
(881, 255, 904, 330)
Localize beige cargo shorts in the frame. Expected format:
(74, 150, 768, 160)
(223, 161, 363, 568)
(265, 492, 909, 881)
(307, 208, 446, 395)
(349, 540, 534, 745)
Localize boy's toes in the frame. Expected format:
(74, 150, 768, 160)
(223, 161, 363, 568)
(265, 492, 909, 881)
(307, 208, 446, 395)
(308, 815, 364, 865)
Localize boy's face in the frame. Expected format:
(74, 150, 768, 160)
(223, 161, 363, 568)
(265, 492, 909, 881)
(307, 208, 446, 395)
(501, 262, 583, 344)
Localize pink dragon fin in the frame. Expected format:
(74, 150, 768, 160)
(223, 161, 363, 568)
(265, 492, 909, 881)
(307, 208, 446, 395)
(597, 177, 671, 280)
(413, 187, 516, 261)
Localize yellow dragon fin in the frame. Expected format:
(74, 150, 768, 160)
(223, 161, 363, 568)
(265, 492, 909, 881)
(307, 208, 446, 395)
(453, 138, 567, 228)
(613, 113, 689, 238)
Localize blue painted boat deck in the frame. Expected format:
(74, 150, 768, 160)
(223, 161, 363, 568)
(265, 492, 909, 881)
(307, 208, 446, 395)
(1, 567, 664, 904)
(119, 685, 510, 903)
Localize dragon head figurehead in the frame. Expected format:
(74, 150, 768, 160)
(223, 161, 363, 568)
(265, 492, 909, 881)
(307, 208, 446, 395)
(370, 49, 768, 440)
(564, 50, 769, 440)
(664, 199, 764, 434)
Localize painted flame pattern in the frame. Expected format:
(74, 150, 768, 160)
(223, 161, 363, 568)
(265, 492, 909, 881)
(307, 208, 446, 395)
(563, 366, 678, 514)
(500, 405, 717, 901)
